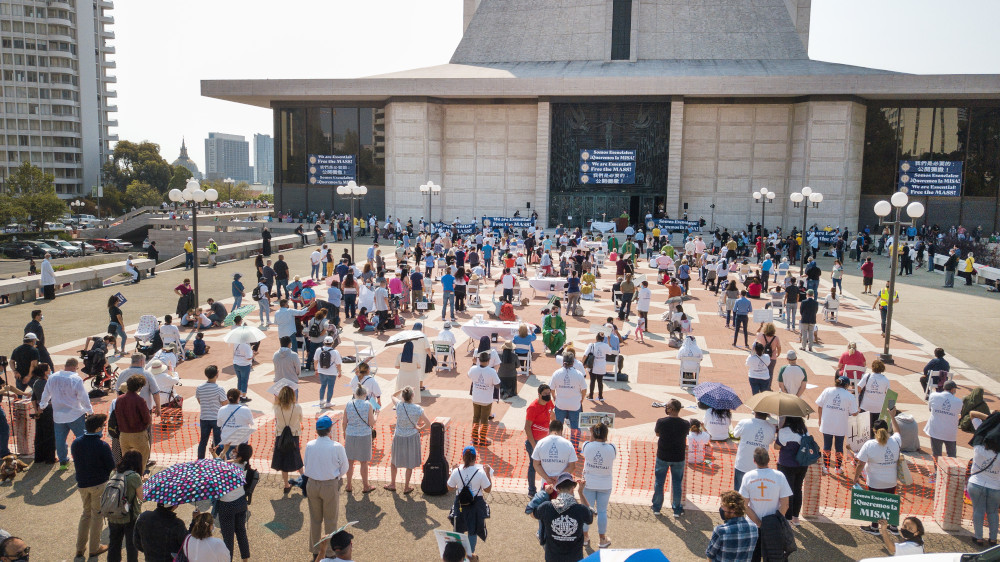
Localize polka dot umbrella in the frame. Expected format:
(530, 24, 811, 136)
(142, 459, 246, 506)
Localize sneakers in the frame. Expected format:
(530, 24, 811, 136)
(59, 462, 70, 471)
(860, 525, 880, 536)
(239, 396, 252, 403)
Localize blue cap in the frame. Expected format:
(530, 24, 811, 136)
(316, 416, 333, 431)
(463, 445, 477, 457)
(414, 322, 423, 331)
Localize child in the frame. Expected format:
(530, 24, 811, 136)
(193, 332, 210, 356)
(356, 307, 376, 332)
(634, 316, 645, 343)
(687, 419, 710, 464)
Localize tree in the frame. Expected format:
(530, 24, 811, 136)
(6, 162, 67, 230)
(125, 180, 164, 208)
(167, 166, 193, 191)
(103, 140, 174, 193)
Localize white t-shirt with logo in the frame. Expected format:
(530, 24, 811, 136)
(705, 410, 732, 441)
(738, 467, 793, 518)
(583, 342, 612, 376)
(637, 287, 652, 312)
(580, 441, 616, 491)
(857, 372, 890, 413)
(855, 434, 902, 489)
(550, 367, 586, 412)
(467, 365, 500, 405)
(531, 434, 578, 478)
(732, 418, 776, 473)
(968, 445, 1000, 490)
(816, 387, 859, 437)
(925, 391, 963, 442)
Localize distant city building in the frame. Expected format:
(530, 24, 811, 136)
(0, 0, 118, 198)
(170, 138, 202, 179)
(204, 132, 251, 183)
(253, 133, 274, 186)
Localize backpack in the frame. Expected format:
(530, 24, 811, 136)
(251, 285, 262, 300)
(319, 348, 333, 369)
(763, 336, 775, 357)
(308, 319, 322, 339)
(244, 466, 260, 505)
(795, 434, 822, 466)
(98, 472, 131, 517)
(457, 468, 479, 507)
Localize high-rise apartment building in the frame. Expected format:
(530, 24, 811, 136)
(0, 0, 118, 197)
(204, 132, 251, 183)
(253, 133, 273, 186)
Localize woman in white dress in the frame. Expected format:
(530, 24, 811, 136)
(395, 341, 423, 404)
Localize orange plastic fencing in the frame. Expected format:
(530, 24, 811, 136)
(70, 403, 973, 524)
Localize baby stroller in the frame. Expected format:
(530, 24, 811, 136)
(79, 337, 118, 391)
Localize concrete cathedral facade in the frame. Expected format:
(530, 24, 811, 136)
(204, 0, 1000, 231)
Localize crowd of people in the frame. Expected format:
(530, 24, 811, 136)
(1, 211, 997, 561)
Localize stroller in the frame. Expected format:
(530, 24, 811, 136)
(79, 337, 118, 391)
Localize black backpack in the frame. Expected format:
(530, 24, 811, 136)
(421, 422, 449, 496)
(244, 466, 260, 505)
(251, 285, 262, 300)
(763, 336, 775, 357)
(308, 319, 322, 339)
(319, 348, 333, 369)
(457, 468, 478, 508)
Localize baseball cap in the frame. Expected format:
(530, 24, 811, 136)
(316, 416, 333, 431)
(462, 445, 477, 457)
(943, 381, 958, 391)
(555, 472, 576, 487)
(187, 237, 192, 241)
(323, 336, 334, 344)
(786, 350, 797, 360)
(836, 375, 850, 386)
(23, 332, 38, 341)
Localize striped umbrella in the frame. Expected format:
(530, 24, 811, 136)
(142, 459, 245, 505)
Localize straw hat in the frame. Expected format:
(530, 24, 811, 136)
(148, 360, 168, 375)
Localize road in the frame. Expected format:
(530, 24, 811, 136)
(0, 251, 131, 278)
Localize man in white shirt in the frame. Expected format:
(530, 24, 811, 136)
(530, 419, 578, 486)
(550, 354, 587, 431)
(310, 248, 323, 280)
(374, 278, 390, 335)
(857, 362, 891, 427)
(739, 446, 792, 558)
(926, 381, 963, 471)
(732, 412, 776, 490)
(115, 354, 162, 416)
(468, 351, 501, 447)
(636, 280, 652, 332)
(500, 269, 517, 303)
(314, 336, 343, 408)
(776, 350, 807, 397)
(436, 324, 457, 347)
(584, 334, 613, 401)
(39, 357, 94, 468)
(304, 415, 350, 560)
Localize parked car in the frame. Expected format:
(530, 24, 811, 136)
(39, 239, 82, 257)
(0, 242, 32, 259)
(44, 222, 73, 232)
(70, 240, 96, 255)
(24, 240, 66, 258)
(107, 238, 133, 251)
(91, 238, 131, 252)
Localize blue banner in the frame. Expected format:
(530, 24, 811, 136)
(580, 149, 636, 185)
(898, 160, 962, 196)
(812, 231, 840, 244)
(482, 216, 535, 230)
(645, 218, 699, 231)
(432, 222, 476, 235)
(307, 154, 357, 186)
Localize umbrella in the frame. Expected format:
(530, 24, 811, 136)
(693, 382, 742, 410)
(385, 330, 427, 347)
(744, 391, 814, 417)
(222, 305, 257, 327)
(142, 459, 245, 505)
(582, 549, 669, 562)
(224, 325, 266, 344)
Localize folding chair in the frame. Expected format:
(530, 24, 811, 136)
(843, 365, 865, 391)
(680, 364, 700, 389)
(514, 343, 532, 376)
(352, 340, 378, 375)
(925, 370, 953, 400)
(432, 340, 456, 372)
(769, 293, 785, 318)
(824, 298, 840, 322)
(467, 281, 481, 306)
(133, 314, 158, 350)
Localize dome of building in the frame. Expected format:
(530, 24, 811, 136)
(171, 138, 202, 179)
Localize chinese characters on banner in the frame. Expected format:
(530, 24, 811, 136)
(307, 154, 357, 186)
(580, 149, 636, 185)
(898, 160, 962, 196)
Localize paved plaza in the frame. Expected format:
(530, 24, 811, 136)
(1, 236, 998, 560)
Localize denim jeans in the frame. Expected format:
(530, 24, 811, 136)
(441, 291, 455, 320)
(0, 407, 9, 457)
(785, 306, 798, 331)
(319, 374, 336, 403)
(652, 458, 685, 512)
(55, 414, 86, 463)
(832, 277, 842, 291)
(233, 364, 251, 394)
(969, 482, 1000, 541)
(583, 488, 611, 534)
(259, 302, 271, 325)
(197, 419, 221, 459)
(185, 252, 193, 269)
(734, 469, 746, 491)
(305, 340, 319, 370)
(732, 314, 749, 346)
(233, 295, 243, 310)
(554, 407, 580, 430)
(311, 264, 320, 280)
(806, 279, 819, 295)
(749, 377, 771, 395)
(344, 294, 357, 318)
(110, 321, 127, 351)
(277, 278, 288, 299)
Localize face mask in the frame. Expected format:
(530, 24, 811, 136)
(718, 507, 728, 521)
(39, 316, 43, 322)
(539, 395, 551, 402)
(900, 528, 916, 541)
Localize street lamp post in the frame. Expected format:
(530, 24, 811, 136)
(168, 179, 219, 307)
(70, 199, 85, 218)
(790, 186, 823, 274)
(223, 177, 235, 202)
(873, 188, 924, 364)
(419, 181, 441, 225)
(752, 187, 775, 236)
(336, 180, 367, 264)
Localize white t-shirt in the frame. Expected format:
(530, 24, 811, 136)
(637, 287, 652, 312)
(502, 274, 516, 289)
(447, 464, 492, 498)
(856, 434, 902, 489)
(583, 342, 612, 376)
(968, 445, 1000, 490)
(467, 365, 500, 405)
(738, 467, 793, 518)
(925, 391, 963, 441)
(778, 365, 806, 396)
(816, 387, 859, 437)
(550, 367, 586, 412)
(531, 434, 578, 478)
(217, 404, 254, 445)
(705, 410, 732, 441)
(732, 418, 776, 472)
(313, 346, 342, 377)
(894, 542, 924, 556)
(687, 431, 710, 463)
(349, 374, 381, 400)
(857, 372, 890, 413)
(580, 441, 616, 491)
(746, 353, 771, 380)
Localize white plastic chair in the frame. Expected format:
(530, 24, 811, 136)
(770, 293, 785, 318)
(352, 340, 378, 375)
(133, 314, 158, 349)
(514, 343, 532, 376)
(824, 298, 840, 322)
(925, 370, 953, 399)
(680, 364, 700, 389)
(433, 340, 456, 372)
(467, 283, 481, 306)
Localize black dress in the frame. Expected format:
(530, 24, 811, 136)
(31, 377, 56, 463)
(262, 229, 272, 256)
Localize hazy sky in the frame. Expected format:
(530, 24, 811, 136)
(113, 0, 1000, 173)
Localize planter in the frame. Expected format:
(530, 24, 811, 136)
(615, 218, 630, 232)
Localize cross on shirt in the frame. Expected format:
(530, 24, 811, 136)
(757, 481, 768, 498)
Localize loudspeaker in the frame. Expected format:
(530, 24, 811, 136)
(683, 202, 689, 210)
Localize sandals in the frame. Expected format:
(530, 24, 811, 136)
(403, 487, 414, 494)
(383, 485, 397, 492)
(283, 485, 292, 494)
(362, 486, 376, 493)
